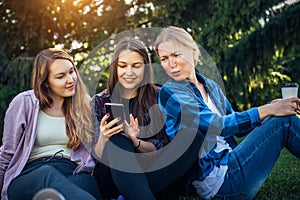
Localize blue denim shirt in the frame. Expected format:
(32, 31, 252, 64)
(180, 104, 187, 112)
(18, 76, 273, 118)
(158, 72, 261, 179)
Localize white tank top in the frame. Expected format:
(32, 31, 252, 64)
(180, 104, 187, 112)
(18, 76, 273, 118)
(192, 94, 231, 199)
(29, 111, 72, 161)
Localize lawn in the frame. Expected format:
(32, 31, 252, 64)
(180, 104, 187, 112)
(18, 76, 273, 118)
(254, 149, 300, 200)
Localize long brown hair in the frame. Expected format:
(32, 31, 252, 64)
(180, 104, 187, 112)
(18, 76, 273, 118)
(32, 48, 93, 150)
(107, 37, 165, 139)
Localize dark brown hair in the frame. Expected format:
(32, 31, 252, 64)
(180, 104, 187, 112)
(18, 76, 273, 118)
(107, 37, 165, 139)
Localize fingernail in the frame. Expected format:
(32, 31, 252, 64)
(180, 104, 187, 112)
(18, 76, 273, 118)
(106, 113, 110, 116)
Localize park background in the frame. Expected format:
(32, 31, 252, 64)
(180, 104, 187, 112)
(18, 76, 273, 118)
(0, 0, 299, 199)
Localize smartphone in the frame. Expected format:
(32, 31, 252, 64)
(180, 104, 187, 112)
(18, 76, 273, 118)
(104, 103, 125, 125)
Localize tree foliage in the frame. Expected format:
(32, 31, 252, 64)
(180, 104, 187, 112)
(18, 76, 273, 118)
(0, 54, 34, 136)
(0, 0, 299, 137)
(150, 0, 300, 109)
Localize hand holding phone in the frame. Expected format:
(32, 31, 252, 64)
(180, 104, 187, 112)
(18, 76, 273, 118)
(104, 103, 125, 125)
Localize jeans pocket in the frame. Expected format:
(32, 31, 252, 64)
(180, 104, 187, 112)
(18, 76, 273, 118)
(213, 192, 250, 200)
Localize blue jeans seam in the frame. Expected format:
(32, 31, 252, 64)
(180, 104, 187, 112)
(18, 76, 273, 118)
(228, 122, 286, 174)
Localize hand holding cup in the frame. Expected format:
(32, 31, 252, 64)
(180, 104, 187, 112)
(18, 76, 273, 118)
(281, 82, 300, 117)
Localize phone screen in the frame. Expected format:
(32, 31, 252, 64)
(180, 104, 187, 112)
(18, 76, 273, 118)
(104, 103, 125, 125)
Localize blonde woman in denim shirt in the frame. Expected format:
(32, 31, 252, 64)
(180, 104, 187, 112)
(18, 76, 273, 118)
(155, 26, 300, 200)
(0, 48, 100, 200)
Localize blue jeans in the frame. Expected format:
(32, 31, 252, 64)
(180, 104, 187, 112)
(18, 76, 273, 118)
(215, 116, 300, 199)
(8, 157, 100, 200)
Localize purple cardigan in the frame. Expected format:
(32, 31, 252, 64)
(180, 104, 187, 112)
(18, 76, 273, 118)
(0, 90, 95, 200)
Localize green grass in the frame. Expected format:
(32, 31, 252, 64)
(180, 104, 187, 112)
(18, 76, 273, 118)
(254, 149, 300, 200)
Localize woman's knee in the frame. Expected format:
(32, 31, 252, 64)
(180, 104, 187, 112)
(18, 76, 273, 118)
(34, 165, 63, 179)
(35, 165, 57, 173)
(7, 165, 60, 199)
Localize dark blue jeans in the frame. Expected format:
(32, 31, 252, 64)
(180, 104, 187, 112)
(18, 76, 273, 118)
(94, 126, 203, 200)
(215, 116, 300, 199)
(8, 157, 101, 200)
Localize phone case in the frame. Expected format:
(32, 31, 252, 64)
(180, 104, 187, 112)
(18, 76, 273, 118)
(104, 103, 125, 124)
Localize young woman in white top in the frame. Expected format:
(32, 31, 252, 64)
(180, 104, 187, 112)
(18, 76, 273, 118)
(0, 48, 100, 200)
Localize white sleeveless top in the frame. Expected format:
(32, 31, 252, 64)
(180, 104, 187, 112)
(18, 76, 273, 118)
(29, 111, 72, 161)
(192, 95, 232, 200)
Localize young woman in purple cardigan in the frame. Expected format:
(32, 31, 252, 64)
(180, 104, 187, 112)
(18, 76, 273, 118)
(0, 48, 100, 200)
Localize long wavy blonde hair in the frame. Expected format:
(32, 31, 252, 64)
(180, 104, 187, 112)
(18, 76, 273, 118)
(32, 48, 93, 150)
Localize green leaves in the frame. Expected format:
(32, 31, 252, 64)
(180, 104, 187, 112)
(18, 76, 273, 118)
(0, 0, 299, 135)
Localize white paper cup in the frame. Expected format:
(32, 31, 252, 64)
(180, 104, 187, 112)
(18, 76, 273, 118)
(281, 82, 298, 99)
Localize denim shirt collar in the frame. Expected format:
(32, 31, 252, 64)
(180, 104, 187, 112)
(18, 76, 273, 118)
(192, 72, 209, 92)
(168, 72, 227, 116)
(168, 70, 208, 86)
(170, 72, 210, 100)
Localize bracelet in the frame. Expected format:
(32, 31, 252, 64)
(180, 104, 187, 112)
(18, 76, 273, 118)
(134, 139, 141, 150)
